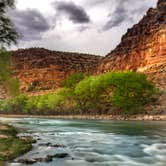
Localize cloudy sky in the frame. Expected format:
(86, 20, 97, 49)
(9, 0, 157, 55)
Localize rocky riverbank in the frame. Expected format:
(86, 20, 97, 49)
(0, 123, 35, 165)
(0, 122, 71, 165)
(15, 153, 69, 165)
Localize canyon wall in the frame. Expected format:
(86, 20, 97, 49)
(97, 0, 166, 89)
(12, 48, 101, 93)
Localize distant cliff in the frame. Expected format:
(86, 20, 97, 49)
(12, 48, 101, 92)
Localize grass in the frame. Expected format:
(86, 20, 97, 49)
(0, 123, 34, 162)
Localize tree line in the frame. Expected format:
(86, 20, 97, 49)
(0, 72, 158, 115)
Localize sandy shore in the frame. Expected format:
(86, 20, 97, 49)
(0, 114, 166, 121)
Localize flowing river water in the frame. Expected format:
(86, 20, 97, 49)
(0, 117, 166, 166)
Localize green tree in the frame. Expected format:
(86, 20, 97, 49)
(62, 73, 86, 88)
(0, 0, 19, 46)
(0, 47, 19, 96)
(111, 72, 157, 115)
(74, 73, 114, 113)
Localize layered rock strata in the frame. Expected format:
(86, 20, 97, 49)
(97, 0, 166, 88)
(12, 48, 101, 92)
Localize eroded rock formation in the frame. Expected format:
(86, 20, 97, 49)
(97, 0, 166, 89)
(12, 48, 101, 92)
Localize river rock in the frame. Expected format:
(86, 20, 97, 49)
(16, 159, 36, 164)
(51, 144, 64, 148)
(16, 153, 69, 164)
(35, 155, 53, 163)
(38, 142, 52, 146)
(52, 153, 69, 158)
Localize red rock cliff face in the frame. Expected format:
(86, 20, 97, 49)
(97, 0, 166, 88)
(12, 48, 101, 92)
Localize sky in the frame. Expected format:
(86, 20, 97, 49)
(9, 0, 157, 55)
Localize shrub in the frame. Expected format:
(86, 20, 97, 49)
(74, 73, 113, 113)
(27, 80, 40, 92)
(47, 88, 73, 112)
(62, 73, 86, 88)
(6, 78, 20, 96)
(0, 48, 19, 96)
(0, 95, 28, 113)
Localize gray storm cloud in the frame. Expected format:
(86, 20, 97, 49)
(9, 9, 51, 41)
(102, 0, 153, 31)
(54, 1, 90, 24)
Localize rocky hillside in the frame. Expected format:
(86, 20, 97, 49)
(12, 48, 101, 92)
(97, 0, 166, 89)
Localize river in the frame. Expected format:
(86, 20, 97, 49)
(0, 117, 166, 166)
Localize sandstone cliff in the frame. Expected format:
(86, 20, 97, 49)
(12, 48, 101, 92)
(97, 0, 166, 89)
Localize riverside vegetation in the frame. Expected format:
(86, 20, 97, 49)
(0, 1, 35, 164)
(0, 72, 159, 116)
(0, 47, 19, 97)
(0, 123, 35, 163)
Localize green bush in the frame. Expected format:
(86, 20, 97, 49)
(27, 80, 39, 92)
(0, 47, 19, 96)
(0, 48, 11, 79)
(74, 76, 102, 112)
(47, 88, 71, 109)
(74, 72, 117, 113)
(62, 73, 86, 88)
